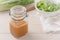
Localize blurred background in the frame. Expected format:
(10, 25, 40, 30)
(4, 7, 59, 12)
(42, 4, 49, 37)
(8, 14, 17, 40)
(0, 0, 34, 11)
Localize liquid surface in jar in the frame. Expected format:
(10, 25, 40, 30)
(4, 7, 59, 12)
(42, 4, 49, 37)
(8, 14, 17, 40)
(10, 20, 28, 38)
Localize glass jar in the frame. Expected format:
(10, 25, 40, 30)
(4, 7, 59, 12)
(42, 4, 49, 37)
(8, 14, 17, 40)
(9, 5, 28, 38)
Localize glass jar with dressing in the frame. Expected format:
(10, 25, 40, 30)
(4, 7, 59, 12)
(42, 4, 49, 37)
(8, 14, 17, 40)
(9, 5, 28, 38)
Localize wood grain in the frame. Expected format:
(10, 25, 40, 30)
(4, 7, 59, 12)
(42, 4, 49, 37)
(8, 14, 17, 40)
(26, 3, 35, 12)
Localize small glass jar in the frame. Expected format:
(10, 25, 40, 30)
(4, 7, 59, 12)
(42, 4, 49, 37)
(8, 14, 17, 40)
(9, 5, 28, 38)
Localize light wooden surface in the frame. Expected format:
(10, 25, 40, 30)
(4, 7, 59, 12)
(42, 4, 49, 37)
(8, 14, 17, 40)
(0, 10, 60, 40)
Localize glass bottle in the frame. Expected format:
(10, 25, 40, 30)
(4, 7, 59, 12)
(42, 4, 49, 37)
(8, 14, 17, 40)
(9, 5, 28, 38)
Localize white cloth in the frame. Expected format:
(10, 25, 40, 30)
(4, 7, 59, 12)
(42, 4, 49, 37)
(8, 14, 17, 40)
(39, 16, 60, 32)
(39, 11, 60, 32)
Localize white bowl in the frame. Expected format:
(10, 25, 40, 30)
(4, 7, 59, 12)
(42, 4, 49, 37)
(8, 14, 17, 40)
(35, 0, 60, 18)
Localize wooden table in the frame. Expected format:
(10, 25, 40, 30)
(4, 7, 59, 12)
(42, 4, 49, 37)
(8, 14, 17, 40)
(0, 10, 60, 40)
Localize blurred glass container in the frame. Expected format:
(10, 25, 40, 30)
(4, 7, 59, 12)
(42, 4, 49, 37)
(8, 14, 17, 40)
(0, 0, 34, 11)
(9, 5, 28, 38)
(35, 0, 60, 32)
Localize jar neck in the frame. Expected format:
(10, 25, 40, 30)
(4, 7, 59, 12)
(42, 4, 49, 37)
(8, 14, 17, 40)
(10, 12, 27, 21)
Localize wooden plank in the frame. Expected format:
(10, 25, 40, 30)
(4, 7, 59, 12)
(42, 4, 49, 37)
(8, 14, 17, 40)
(26, 3, 35, 12)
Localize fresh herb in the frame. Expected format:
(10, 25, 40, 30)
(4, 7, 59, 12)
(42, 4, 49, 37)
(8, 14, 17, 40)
(0, 0, 34, 11)
(37, 1, 60, 12)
